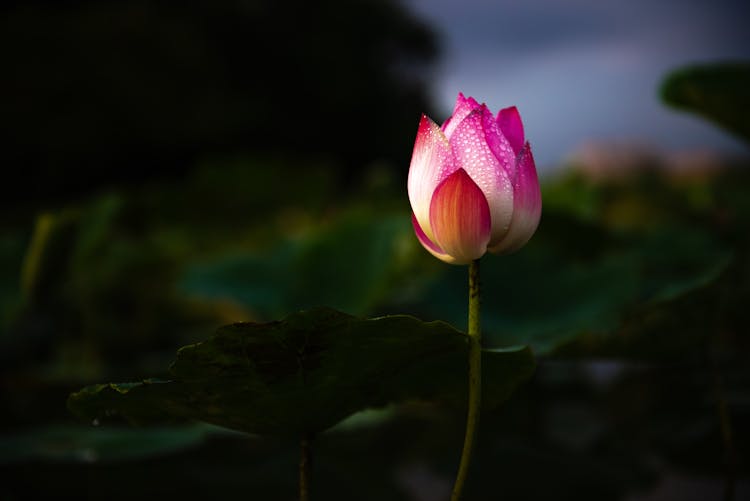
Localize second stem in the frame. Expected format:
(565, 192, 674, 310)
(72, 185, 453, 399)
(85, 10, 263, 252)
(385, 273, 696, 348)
(300, 434, 312, 501)
(451, 258, 482, 501)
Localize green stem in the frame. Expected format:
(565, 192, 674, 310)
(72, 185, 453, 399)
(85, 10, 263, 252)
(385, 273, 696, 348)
(451, 259, 482, 501)
(20, 213, 56, 303)
(714, 370, 736, 501)
(300, 434, 312, 501)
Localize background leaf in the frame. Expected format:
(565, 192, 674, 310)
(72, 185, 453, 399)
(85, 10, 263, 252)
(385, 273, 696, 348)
(0, 424, 225, 463)
(180, 213, 417, 318)
(661, 62, 750, 143)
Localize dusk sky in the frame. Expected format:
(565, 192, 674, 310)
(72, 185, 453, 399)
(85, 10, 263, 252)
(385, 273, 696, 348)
(406, 0, 750, 171)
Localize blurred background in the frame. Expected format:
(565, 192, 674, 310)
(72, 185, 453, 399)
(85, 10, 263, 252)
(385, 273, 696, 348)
(1, 0, 749, 499)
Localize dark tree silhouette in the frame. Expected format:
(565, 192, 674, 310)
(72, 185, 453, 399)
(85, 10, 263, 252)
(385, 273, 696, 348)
(2, 0, 439, 210)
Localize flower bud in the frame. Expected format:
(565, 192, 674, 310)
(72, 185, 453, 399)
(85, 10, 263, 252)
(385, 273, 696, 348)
(407, 93, 541, 264)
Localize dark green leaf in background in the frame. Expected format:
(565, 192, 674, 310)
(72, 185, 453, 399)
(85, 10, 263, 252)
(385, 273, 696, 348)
(179, 214, 417, 318)
(0, 424, 226, 463)
(661, 62, 750, 143)
(411, 217, 732, 360)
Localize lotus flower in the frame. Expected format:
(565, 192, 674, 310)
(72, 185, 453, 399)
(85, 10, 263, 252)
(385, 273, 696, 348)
(407, 93, 542, 264)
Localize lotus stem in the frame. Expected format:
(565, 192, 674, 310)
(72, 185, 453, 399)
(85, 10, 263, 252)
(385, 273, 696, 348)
(451, 258, 482, 501)
(300, 434, 312, 501)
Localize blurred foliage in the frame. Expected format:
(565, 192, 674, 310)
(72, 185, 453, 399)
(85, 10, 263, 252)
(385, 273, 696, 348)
(68, 309, 534, 436)
(180, 213, 417, 319)
(2, 152, 749, 499)
(661, 62, 750, 143)
(3, 49, 750, 498)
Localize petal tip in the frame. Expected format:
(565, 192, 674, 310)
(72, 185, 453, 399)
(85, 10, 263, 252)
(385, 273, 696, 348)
(497, 106, 525, 156)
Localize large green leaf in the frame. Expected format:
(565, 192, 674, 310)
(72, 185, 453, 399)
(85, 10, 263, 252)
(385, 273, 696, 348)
(179, 214, 418, 318)
(660, 62, 750, 143)
(409, 217, 732, 359)
(68, 308, 534, 437)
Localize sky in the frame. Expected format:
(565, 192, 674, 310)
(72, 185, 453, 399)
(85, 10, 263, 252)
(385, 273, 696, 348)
(405, 0, 750, 171)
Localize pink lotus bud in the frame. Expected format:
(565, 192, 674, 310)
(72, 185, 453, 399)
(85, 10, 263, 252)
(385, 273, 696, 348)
(407, 93, 542, 264)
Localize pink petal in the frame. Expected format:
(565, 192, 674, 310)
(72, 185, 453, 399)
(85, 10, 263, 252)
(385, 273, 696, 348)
(411, 213, 457, 264)
(448, 108, 514, 247)
(441, 92, 481, 139)
(488, 142, 542, 254)
(407, 114, 457, 243)
(482, 108, 518, 181)
(429, 169, 491, 265)
(497, 106, 525, 156)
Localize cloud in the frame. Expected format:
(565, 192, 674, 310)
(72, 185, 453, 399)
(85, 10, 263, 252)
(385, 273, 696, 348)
(406, 0, 750, 168)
